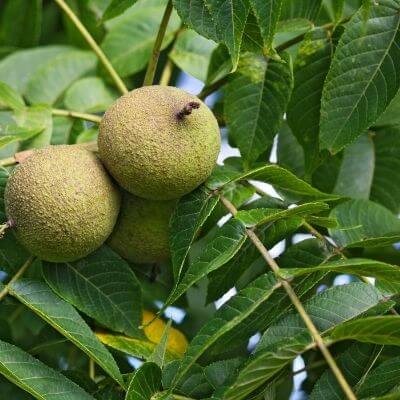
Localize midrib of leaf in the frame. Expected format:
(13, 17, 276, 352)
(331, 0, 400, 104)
(62, 261, 136, 333)
(164, 219, 247, 307)
(173, 279, 282, 386)
(11, 290, 96, 352)
(9, 285, 122, 386)
(208, 0, 248, 67)
(172, 189, 218, 282)
(243, 67, 267, 160)
(0, 359, 45, 400)
(327, 10, 400, 148)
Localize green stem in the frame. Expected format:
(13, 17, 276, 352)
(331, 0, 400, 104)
(220, 195, 358, 400)
(52, 109, 102, 124)
(53, 0, 128, 95)
(143, 0, 174, 86)
(159, 58, 174, 86)
(198, 18, 352, 100)
(198, 76, 228, 100)
(89, 358, 95, 380)
(303, 221, 399, 315)
(276, 17, 350, 53)
(0, 157, 15, 167)
(0, 256, 35, 302)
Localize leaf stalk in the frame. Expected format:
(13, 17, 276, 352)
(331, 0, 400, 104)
(53, 0, 128, 95)
(52, 109, 102, 124)
(143, 0, 174, 86)
(220, 195, 358, 400)
(0, 256, 35, 302)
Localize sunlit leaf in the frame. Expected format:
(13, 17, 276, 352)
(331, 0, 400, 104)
(0, 81, 24, 110)
(170, 186, 219, 282)
(320, 0, 400, 152)
(164, 219, 246, 307)
(0, 339, 95, 399)
(224, 52, 293, 164)
(170, 30, 217, 82)
(126, 362, 161, 400)
(329, 199, 400, 248)
(9, 279, 124, 386)
(224, 283, 384, 400)
(64, 77, 118, 113)
(101, 2, 181, 77)
(43, 246, 143, 338)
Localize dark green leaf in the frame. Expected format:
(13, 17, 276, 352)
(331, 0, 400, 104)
(207, 216, 304, 303)
(375, 90, 400, 127)
(172, 0, 219, 42)
(165, 218, 247, 307)
(204, 358, 244, 389)
(102, 0, 139, 21)
(235, 201, 328, 227)
(249, 0, 283, 54)
(0, 0, 42, 47)
(0, 375, 33, 400)
(357, 356, 400, 398)
(277, 237, 331, 267)
(206, 163, 339, 200)
(204, 269, 326, 362)
(224, 283, 384, 400)
(43, 246, 142, 338)
(330, 316, 400, 346)
(0, 339, 95, 399)
(329, 199, 400, 248)
(172, 273, 280, 389)
(279, 0, 322, 23)
(170, 186, 219, 282)
(287, 28, 333, 172)
(162, 360, 213, 398)
(206, 44, 232, 85)
(361, 393, 400, 400)
(280, 258, 400, 283)
(126, 362, 161, 400)
(173, 0, 250, 69)
(370, 126, 400, 214)
(333, 134, 375, 198)
(9, 279, 123, 386)
(310, 343, 382, 400)
(225, 52, 293, 164)
(0, 225, 31, 276)
(318, 0, 345, 23)
(320, 0, 400, 153)
(277, 122, 305, 177)
(207, 0, 251, 68)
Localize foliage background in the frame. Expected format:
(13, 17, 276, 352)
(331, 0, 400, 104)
(1, 0, 400, 399)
